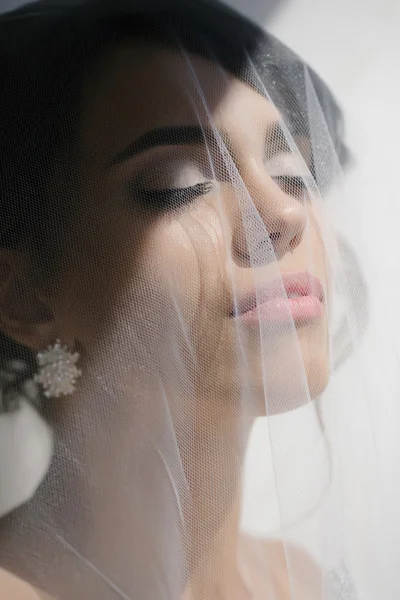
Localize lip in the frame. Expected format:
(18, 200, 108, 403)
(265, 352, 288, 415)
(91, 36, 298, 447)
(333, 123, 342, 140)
(231, 271, 325, 325)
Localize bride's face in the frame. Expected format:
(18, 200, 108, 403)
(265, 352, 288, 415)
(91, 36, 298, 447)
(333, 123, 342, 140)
(0, 41, 333, 594)
(52, 43, 330, 416)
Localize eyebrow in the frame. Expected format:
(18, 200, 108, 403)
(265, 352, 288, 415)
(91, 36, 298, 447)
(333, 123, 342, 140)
(109, 125, 230, 167)
(109, 121, 292, 167)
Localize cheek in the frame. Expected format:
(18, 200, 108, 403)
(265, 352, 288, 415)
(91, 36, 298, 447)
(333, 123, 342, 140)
(53, 197, 228, 356)
(147, 214, 227, 319)
(305, 210, 330, 291)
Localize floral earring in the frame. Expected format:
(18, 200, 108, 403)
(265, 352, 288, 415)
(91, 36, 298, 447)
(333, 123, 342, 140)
(35, 340, 82, 398)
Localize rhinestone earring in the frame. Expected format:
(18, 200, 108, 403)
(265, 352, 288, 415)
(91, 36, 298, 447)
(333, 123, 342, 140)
(35, 340, 82, 398)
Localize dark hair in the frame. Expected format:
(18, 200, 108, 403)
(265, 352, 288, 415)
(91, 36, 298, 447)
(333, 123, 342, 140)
(0, 0, 353, 387)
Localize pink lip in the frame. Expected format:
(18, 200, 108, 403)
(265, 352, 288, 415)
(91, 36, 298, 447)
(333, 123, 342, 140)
(231, 271, 325, 325)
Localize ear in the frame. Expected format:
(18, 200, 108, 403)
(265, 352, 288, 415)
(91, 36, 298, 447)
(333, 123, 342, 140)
(0, 250, 57, 352)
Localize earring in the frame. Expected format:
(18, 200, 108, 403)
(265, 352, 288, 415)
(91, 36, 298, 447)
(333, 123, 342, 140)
(35, 340, 82, 398)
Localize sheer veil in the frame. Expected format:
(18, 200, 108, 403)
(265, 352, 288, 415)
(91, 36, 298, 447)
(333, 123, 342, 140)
(0, 1, 386, 599)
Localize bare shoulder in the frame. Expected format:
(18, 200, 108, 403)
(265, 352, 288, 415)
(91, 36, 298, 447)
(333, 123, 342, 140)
(239, 536, 321, 600)
(0, 568, 54, 600)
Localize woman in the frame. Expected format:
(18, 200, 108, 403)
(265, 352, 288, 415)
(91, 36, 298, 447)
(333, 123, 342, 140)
(0, 0, 362, 598)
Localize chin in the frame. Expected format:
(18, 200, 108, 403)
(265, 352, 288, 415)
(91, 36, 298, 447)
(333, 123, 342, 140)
(297, 321, 331, 399)
(305, 355, 330, 398)
(240, 325, 330, 416)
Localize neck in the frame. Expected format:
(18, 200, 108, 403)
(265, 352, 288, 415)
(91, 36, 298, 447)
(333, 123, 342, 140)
(184, 495, 252, 600)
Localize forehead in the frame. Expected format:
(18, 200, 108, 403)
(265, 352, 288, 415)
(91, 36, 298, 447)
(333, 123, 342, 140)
(80, 43, 280, 160)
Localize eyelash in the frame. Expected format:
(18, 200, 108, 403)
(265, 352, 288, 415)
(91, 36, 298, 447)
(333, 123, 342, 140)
(133, 174, 307, 214)
(271, 175, 308, 199)
(136, 181, 214, 212)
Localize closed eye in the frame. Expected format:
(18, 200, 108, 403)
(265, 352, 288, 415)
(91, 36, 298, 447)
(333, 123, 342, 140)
(133, 181, 214, 212)
(272, 175, 308, 200)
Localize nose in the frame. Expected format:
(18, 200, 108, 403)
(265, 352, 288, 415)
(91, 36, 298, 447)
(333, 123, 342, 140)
(230, 164, 307, 267)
